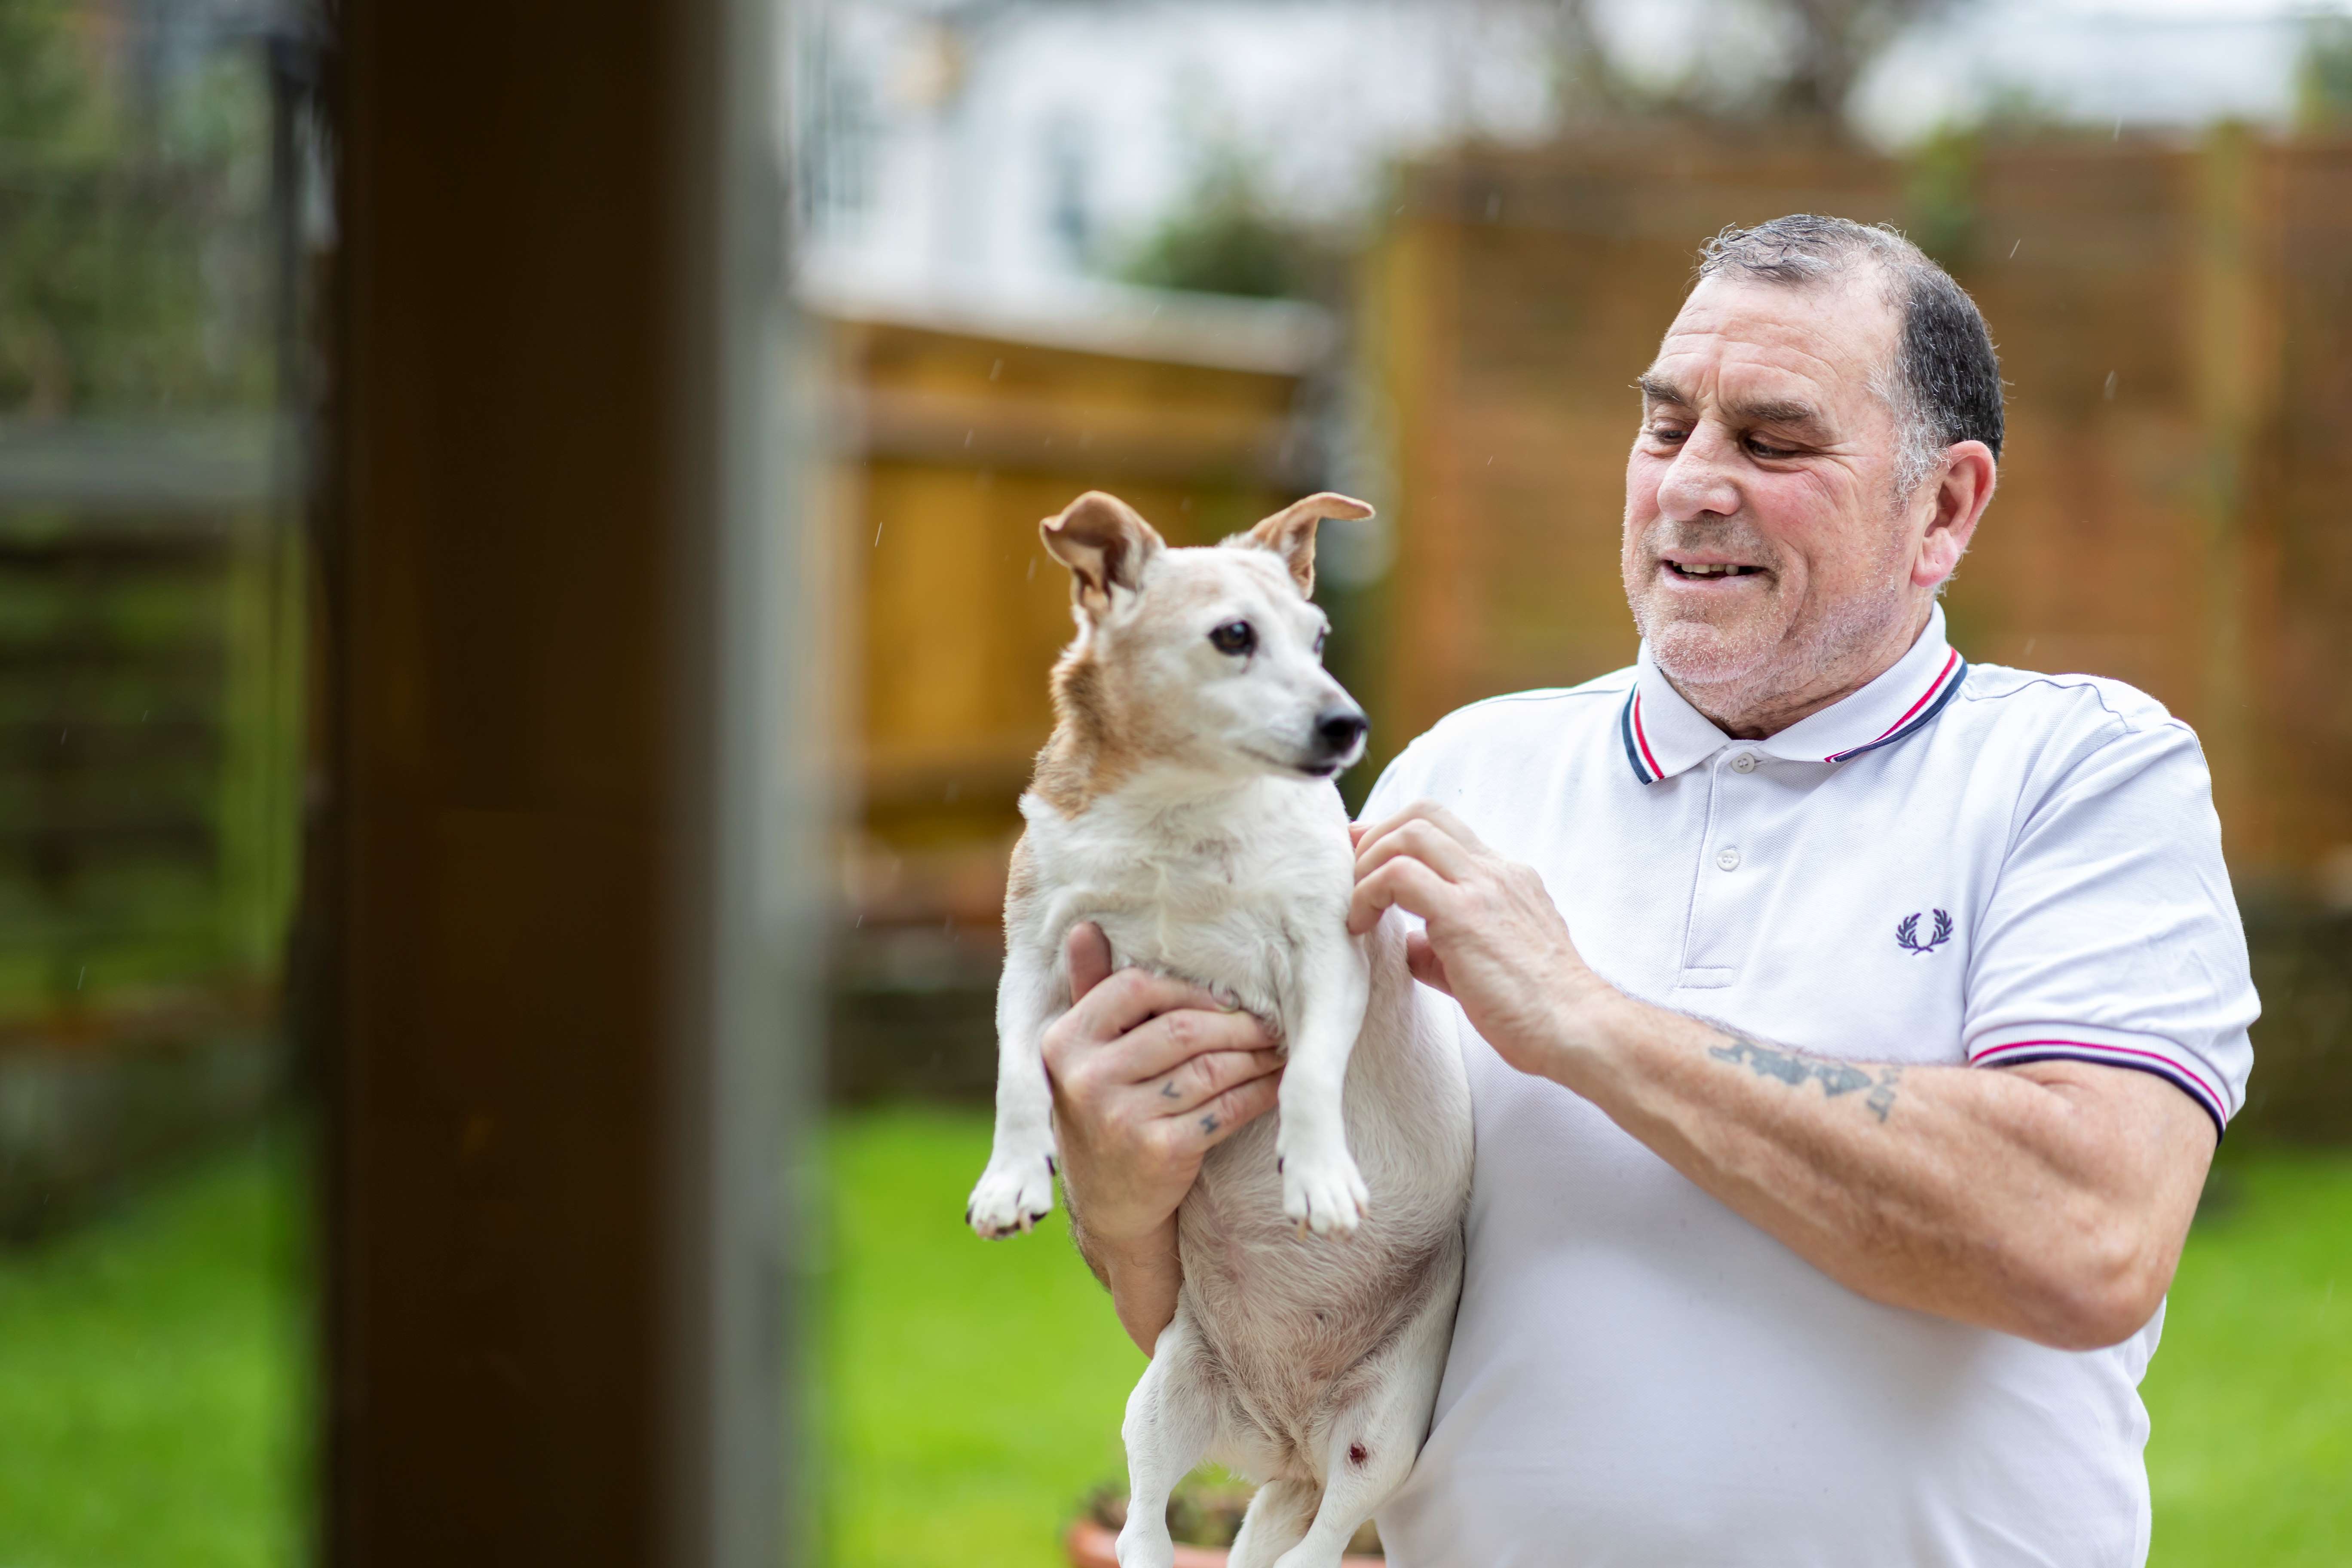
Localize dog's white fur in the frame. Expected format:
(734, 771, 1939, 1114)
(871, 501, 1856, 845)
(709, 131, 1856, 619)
(968, 491, 1473, 1568)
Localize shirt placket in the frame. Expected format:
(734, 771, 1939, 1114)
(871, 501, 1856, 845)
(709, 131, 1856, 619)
(1676, 747, 1768, 991)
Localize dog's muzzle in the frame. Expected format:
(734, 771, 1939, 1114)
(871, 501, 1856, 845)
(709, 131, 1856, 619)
(1302, 704, 1369, 775)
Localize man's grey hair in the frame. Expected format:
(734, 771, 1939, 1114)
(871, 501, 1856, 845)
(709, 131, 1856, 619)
(1696, 215, 2004, 497)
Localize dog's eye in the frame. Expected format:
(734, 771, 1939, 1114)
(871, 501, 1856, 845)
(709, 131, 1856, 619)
(1312, 627, 1328, 656)
(1208, 620, 1256, 656)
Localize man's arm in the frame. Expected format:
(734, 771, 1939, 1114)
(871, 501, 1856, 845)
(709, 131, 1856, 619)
(1350, 803, 2217, 1351)
(1042, 925, 1283, 1352)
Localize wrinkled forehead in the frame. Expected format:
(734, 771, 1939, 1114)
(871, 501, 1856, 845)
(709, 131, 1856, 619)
(1655, 271, 1902, 413)
(1142, 546, 1316, 624)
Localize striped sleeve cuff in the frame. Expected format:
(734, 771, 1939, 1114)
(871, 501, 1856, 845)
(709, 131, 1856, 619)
(1967, 1023, 2233, 1137)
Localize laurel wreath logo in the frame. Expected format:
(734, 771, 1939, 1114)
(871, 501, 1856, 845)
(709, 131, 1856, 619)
(1896, 909, 1954, 954)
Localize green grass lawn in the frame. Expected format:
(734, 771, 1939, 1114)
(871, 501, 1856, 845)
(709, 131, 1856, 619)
(0, 1128, 308, 1568)
(0, 1109, 2340, 1566)
(2145, 1149, 2352, 1565)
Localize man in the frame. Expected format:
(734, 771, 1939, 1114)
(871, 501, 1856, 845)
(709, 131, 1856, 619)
(1040, 214, 2256, 1566)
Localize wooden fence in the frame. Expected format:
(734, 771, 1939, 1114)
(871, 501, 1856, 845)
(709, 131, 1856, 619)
(1364, 129, 2352, 1136)
(1365, 129, 2352, 889)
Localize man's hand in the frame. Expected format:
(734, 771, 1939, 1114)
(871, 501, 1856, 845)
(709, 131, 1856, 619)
(1344, 802, 2216, 1351)
(1044, 923, 1280, 1349)
(1349, 802, 1617, 1077)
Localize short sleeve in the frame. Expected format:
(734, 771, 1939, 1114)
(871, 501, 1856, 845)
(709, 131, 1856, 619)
(1962, 719, 2257, 1136)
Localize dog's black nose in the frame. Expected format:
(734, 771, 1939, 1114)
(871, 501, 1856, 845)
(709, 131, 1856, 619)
(1314, 708, 1369, 756)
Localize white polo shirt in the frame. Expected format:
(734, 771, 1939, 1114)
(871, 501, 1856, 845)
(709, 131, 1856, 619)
(1366, 604, 2257, 1568)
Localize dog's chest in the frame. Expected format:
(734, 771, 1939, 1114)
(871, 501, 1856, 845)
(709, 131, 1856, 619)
(1023, 790, 1348, 1023)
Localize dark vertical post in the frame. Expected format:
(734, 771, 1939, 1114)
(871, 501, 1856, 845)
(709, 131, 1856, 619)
(317, 0, 805, 1563)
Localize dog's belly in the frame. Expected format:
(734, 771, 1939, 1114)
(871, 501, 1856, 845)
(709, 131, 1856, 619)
(1084, 906, 1298, 1029)
(1174, 959, 1470, 1473)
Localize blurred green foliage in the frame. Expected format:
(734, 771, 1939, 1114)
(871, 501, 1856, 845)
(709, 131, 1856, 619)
(0, 0, 298, 1025)
(0, 0, 276, 417)
(2296, 18, 2352, 133)
(1121, 146, 1325, 302)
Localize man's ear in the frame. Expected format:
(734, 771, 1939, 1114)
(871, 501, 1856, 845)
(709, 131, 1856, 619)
(1238, 492, 1374, 598)
(1040, 491, 1165, 615)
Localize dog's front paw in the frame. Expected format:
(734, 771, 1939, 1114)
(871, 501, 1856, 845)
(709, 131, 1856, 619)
(1280, 1147, 1370, 1237)
(966, 1153, 1057, 1239)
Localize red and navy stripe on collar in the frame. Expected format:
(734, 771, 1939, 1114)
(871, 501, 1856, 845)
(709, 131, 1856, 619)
(1619, 648, 1968, 784)
(1822, 649, 1966, 764)
(1619, 687, 1667, 785)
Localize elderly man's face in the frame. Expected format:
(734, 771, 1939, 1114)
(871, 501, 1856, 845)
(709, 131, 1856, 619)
(1623, 271, 1925, 710)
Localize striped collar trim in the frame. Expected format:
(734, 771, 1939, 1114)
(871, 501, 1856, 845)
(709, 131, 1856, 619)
(1620, 606, 1966, 784)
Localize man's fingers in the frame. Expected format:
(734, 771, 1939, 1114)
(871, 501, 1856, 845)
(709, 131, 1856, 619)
(1348, 854, 1452, 936)
(1065, 922, 1114, 1001)
(1064, 964, 1233, 1045)
(1145, 1047, 1283, 1119)
(1353, 817, 1478, 884)
(1411, 801, 1490, 853)
(1182, 1073, 1282, 1150)
(1353, 798, 1488, 864)
(1404, 930, 1453, 995)
(1108, 1006, 1277, 1084)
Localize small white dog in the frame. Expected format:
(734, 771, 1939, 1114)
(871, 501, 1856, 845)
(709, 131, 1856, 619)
(968, 490, 1473, 1568)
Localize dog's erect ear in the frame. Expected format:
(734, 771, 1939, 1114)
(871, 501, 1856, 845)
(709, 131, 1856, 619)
(1239, 492, 1374, 598)
(1041, 491, 1165, 615)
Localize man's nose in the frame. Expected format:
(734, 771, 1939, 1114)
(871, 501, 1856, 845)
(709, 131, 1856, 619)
(1653, 421, 1742, 522)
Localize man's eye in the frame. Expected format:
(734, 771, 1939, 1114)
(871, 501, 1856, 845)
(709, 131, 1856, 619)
(1209, 620, 1256, 656)
(1746, 436, 1797, 459)
(1646, 424, 1689, 444)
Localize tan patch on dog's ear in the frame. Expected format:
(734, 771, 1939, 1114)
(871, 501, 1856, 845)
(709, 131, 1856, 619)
(1041, 491, 1165, 616)
(1234, 492, 1374, 598)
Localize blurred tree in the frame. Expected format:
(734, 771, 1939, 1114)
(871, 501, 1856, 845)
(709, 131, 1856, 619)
(1120, 144, 1327, 301)
(2296, 16, 2352, 133)
(0, 0, 267, 419)
(1548, 0, 1955, 140)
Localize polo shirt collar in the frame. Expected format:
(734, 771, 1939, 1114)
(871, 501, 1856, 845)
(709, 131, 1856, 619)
(1620, 604, 1966, 784)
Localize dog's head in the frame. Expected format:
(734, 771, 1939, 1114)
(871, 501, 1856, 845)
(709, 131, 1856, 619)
(1041, 490, 1373, 784)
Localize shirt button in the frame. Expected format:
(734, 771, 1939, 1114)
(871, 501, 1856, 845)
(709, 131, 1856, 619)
(1731, 752, 1760, 774)
(1716, 846, 1742, 871)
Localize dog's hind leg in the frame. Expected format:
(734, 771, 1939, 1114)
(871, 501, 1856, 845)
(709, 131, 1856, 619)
(1227, 1479, 1319, 1568)
(1269, 1277, 1457, 1568)
(1116, 1309, 1219, 1568)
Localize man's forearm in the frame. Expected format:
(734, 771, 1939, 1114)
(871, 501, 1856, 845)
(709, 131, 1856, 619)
(1552, 989, 2214, 1350)
(1071, 1211, 1182, 1354)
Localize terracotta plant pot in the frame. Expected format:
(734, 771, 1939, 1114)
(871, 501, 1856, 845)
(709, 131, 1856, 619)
(1064, 1519, 1385, 1568)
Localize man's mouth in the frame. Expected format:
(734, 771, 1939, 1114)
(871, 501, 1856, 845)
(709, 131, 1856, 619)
(1662, 559, 1764, 581)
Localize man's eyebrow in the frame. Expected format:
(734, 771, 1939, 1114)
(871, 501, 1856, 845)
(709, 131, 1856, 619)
(1639, 373, 1827, 432)
(1724, 395, 1827, 429)
(1635, 373, 1688, 405)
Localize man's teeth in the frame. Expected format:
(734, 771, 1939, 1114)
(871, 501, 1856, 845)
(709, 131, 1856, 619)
(1673, 562, 1757, 577)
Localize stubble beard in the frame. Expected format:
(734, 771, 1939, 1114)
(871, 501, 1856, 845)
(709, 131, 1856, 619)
(1628, 519, 1918, 729)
